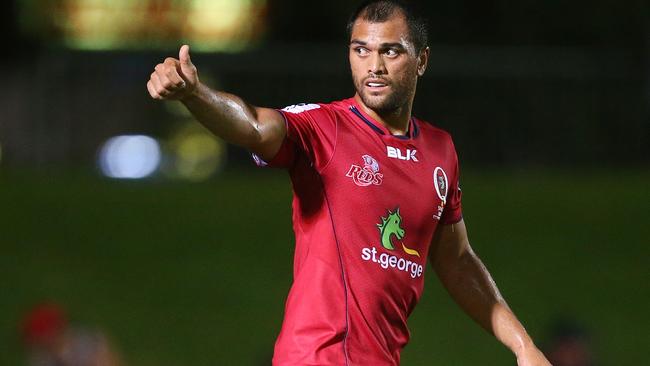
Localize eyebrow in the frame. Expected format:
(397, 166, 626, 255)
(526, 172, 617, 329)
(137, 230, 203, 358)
(350, 39, 406, 50)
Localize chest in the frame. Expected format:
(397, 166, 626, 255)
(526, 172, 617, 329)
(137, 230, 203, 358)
(320, 120, 454, 226)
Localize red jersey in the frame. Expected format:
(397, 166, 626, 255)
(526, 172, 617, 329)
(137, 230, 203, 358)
(254, 97, 463, 365)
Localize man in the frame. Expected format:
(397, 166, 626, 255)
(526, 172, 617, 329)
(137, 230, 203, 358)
(147, 1, 552, 365)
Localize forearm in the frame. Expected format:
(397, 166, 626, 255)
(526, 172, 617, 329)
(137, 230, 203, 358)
(180, 82, 263, 150)
(435, 249, 533, 355)
(491, 300, 534, 355)
(148, 46, 286, 158)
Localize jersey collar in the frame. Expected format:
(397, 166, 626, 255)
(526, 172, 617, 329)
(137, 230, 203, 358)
(347, 98, 419, 140)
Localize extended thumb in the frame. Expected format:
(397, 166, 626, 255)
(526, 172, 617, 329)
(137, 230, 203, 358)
(179, 45, 192, 65)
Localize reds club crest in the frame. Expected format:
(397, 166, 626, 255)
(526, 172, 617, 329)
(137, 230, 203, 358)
(346, 155, 383, 187)
(432, 167, 449, 220)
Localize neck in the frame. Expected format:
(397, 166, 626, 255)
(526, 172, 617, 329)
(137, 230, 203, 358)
(354, 94, 413, 136)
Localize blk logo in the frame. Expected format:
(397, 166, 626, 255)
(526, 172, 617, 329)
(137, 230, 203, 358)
(387, 146, 418, 162)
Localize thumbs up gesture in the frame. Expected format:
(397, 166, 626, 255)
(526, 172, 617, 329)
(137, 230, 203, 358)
(147, 45, 199, 100)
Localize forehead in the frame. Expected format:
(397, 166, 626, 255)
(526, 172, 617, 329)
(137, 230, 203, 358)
(350, 14, 411, 46)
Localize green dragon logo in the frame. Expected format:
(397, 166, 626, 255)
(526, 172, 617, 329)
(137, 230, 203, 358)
(377, 208, 420, 257)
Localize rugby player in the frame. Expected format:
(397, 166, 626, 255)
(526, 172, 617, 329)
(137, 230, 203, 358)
(147, 1, 552, 365)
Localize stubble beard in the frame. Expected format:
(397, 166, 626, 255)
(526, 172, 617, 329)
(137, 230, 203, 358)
(355, 75, 416, 116)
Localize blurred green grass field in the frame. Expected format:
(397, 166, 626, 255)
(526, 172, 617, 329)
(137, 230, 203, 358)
(1, 167, 648, 365)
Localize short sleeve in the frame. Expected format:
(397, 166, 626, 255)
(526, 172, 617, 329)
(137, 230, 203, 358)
(251, 137, 298, 169)
(440, 145, 463, 224)
(279, 103, 337, 171)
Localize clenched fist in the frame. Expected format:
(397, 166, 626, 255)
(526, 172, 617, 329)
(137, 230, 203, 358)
(147, 45, 198, 100)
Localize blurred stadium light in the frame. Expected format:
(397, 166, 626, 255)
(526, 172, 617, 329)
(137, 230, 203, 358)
(17, 0, 268, 51)
(162, 123, 227, 181)
(98, 135, 161, 179)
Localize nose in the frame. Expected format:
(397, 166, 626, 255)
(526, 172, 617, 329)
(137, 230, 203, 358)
(369, 52, 387, 75)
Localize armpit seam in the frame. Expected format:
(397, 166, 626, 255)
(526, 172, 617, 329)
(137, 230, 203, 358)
(318, 109, 339, 174)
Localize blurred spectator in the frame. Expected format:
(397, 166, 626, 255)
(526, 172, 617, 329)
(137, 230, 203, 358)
(20, 302, 123, 366)
(543, 317, 596, 366)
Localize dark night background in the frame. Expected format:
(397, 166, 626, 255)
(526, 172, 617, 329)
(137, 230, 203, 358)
(1, 1, 648, 365)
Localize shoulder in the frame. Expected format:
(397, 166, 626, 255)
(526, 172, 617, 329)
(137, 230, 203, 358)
(280, 102, 323, 115)
(280, 99, 346, 116)
(279, 102, 332, 125)
(415, 117, 456, 147)
(280, 99, 351, 116)
(279, 100, 350, 127)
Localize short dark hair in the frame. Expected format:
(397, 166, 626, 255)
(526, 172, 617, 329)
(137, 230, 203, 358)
(347, 0, 429, 54)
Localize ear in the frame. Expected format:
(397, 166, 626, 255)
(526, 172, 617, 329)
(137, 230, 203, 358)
(417, 47, 430, 77)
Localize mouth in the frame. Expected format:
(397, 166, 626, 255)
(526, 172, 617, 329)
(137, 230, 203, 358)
(364, 79, 389, 91)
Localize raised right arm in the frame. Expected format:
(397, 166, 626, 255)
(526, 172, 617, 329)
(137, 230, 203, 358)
(146, 45, 286, 161)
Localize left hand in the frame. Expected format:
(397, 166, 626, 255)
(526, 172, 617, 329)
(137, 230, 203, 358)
(516, 346, 552, 366)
